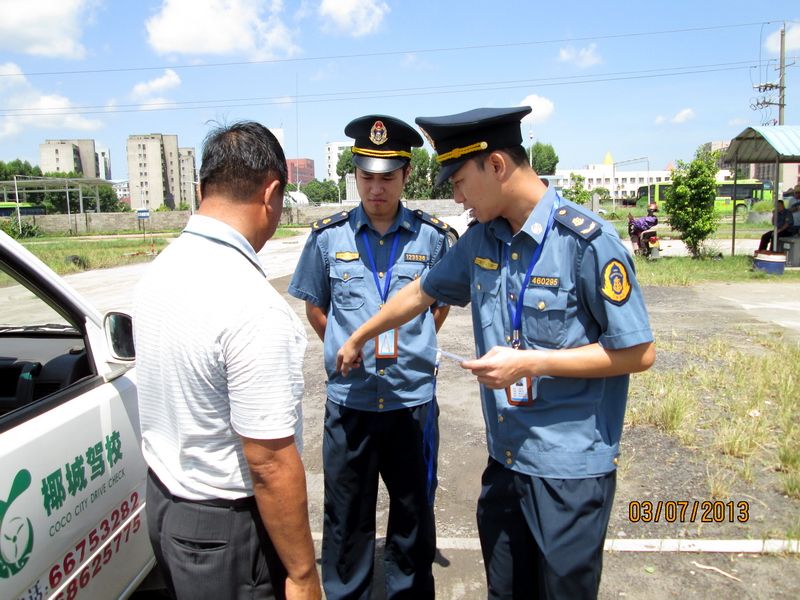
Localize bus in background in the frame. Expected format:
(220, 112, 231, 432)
(636, 180, 771, 214)
(0, 202, 46, 217)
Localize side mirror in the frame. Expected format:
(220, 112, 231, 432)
(104, 312, 135, 361)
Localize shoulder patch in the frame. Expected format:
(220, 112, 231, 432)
(310, 210, 350, 231)
(553, 205, 602, 240)
(599, 259, 631, 305)
(414, 209, 450, 232)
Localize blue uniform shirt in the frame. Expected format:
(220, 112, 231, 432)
(422, 186, 653, 478)
(289, 204, 449, 411)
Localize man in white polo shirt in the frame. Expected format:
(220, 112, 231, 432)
(134, 121, 320, 600)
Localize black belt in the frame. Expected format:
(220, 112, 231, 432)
(148, 468, 256, 510)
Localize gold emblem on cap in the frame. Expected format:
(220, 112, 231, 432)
(572, 216, 585, 227)
(370, 120, 388, 145)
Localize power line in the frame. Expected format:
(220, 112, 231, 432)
(0, 20, 785, 79)
(3, 59, 793, 119)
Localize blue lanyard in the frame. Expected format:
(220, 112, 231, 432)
(361, 230, 401, 304)
(504, 200, 558, 348)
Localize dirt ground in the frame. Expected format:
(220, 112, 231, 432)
(276, 276, 800, 600)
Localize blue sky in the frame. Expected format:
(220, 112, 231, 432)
(0, 0, 798, 181)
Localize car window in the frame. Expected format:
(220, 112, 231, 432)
(0, 264, 93, 424)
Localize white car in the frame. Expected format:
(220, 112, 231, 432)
(0, 231, 153, 599)
(439, 209, 474, 245)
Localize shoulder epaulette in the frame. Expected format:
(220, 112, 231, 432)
(310, 210, 350, 231)
(553, 205, 602, 240)
(414, 209, 450, 232)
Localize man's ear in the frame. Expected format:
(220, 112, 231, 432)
(262, 179, 282, 213)
(402, 164, 412, 185)
(487, 151, 507, 180)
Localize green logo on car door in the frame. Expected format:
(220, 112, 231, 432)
(0, 469, 34, 578)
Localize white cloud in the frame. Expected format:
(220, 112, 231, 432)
(131, 69, 181, 100)
(671, 108, 695, 124)
(654, 115, 666, 125)
(319, 0, 389, 37)
(146, 0, 300, 59)
(519, 95, 555, 125)
(0, 0, 93, 59)
(765, 22, 800, 54)
(0, 62, 101, 139)
(558, 43, 602, 68)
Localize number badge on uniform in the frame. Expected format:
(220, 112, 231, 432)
(600, 259, 631, 305)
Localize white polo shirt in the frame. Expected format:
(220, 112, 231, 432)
(134, 215, 307, 500)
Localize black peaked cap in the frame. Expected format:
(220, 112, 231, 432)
(345, 115, 423, 174)
(416, 106, 532, 185)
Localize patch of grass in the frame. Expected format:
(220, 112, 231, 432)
(18, 238, 171, 276)
(633, 255, 800, 286)
(707, 465, 733, 499)
(782, 471, 800, 499)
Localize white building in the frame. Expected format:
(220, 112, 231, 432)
(112, 180, 129, 201)
(39, 139, 99, 178)
(126, 134, 196, 210)
(325, 141, 351, 182)
(555, 152, 673, 202)
(179, 148, 197, 209)
(97, 147, 112, 180)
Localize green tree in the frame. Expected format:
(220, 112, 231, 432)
(98, 185, 129, 212)
(529, 142, 559, 175)
(302, 179, 339, 204)
(429, 155, 453, 199)
(593, 186, 611, 202)
(561, 173, 591, 205)
(665, 147, 719, 258)
(336, 148, 354, 179)
(405, 148, 432, 200)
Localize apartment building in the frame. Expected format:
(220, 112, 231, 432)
(39, 139, 99, 178)
(287, 158, 315, 186)
(179, 148, 197, 209)
(325, 141, 350, 182)
(127, 134, 196, 210)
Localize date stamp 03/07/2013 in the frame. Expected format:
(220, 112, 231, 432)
(627, 499, 750, 524)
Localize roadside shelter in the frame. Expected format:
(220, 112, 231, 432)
(724, 126, 800, 255)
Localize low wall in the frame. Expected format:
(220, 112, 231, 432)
(14, 199, 461, 234)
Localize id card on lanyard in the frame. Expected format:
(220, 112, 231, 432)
(503, 199, 557, 405)
(362, 230, 401, 359)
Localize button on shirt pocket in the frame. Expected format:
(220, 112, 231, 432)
(472, 268, 502, 328)
(522, 286, 569, 348)
(330, 263, 366, 310)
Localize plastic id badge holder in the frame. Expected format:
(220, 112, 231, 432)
(506, 376, 534, 406)
(375, 328, 399, 359)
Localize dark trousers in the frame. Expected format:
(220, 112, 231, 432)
(322, 399, 437, 600)
(476, 458, 616, 600)
(146, 469, 288, 600)
(759, 230, 778, 251)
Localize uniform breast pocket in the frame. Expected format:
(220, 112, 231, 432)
(330, 264, 366, 310)
(522, 286, 569, 348)
(471, 268, 502, 328)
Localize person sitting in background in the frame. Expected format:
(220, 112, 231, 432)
(788, 184, 800, 235)
(627, 203, 658, 254)
(758, 199, 792, 251)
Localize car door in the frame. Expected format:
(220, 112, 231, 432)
(0, 232, 153, 600)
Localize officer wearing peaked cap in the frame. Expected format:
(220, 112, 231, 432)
(338, 107, 655, 599)
(289, 114, 450, 600)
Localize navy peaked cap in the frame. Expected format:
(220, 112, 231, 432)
(416, 106, 532, 185)
(345, 115, 423, 174)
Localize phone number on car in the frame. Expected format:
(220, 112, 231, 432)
(628, 500, 750, 523)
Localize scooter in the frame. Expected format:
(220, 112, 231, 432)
(639, 228, 660, 259)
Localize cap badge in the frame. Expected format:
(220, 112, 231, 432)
(370, 120, 388, 145)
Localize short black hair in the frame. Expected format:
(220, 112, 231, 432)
(471, 145, 529, 170)
(199, 121, 287, 201)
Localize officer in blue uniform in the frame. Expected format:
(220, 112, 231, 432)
(337, 107, 655, 599)
(288, 115, 450, 600)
